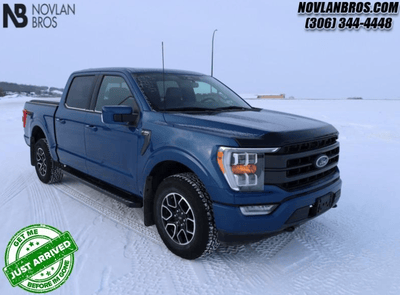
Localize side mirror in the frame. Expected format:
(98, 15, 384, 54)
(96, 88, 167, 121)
(101, 105, 138, 125)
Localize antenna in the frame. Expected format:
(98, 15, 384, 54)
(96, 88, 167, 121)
(211, 29, 217, 77)
(162, 42, 166, 110)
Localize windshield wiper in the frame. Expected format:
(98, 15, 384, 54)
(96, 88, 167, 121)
(214, 106, 254, 111)
(163, 106, 257, 113)
(163, 107, 216, 112)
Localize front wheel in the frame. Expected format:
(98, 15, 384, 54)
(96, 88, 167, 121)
(34, 138, 63, 184)
(154, 173, 219, 259)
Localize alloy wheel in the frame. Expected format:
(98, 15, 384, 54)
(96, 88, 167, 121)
(161, 193, 195, 245)
(36, 147, 47, 177)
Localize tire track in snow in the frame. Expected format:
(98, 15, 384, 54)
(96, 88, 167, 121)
(0, 170, 34, 208)
(54, 174, 380, 295)
(28, 179, 66, 229)
(53, 175, 318, 295)
(54, 177, 163, 245)
(198, 253, 252, 295)
(70, 218, 99, 295)
(97, 230, 169, 295)
(28, 179, 46, 223)
(28, 177, 72, 295)
(200, 233, 296, 294)
(53, 176, 301, 295)
(292, 222, 359, 294)
(286, 213, 399, 295)
(184, 232, 296, 294)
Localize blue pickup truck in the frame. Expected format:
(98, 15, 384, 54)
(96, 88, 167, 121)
(23, 68, 341, 259)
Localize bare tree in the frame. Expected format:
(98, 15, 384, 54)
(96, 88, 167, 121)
(0, 87, 6, 97)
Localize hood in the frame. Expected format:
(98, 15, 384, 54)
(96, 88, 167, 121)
(163, 109, 338, 147)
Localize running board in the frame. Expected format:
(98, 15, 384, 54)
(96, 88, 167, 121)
(61, 166, 143, 208)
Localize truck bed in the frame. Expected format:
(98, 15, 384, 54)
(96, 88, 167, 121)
(27, 99, 60, 106)
(23, 99, 60, 162)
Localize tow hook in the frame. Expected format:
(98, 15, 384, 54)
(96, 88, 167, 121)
(285, 226, 295, 232)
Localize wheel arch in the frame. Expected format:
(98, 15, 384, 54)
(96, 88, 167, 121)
(29, 123, 59, 166)
(143, 160, 193, 226)
(30, 125, 46, 166)
(142, 151, 216, 226)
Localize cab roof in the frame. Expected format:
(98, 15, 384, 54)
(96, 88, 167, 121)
(72, 67, 205, 76)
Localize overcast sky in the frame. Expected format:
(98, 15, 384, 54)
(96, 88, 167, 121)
(1, 0, 399, 99)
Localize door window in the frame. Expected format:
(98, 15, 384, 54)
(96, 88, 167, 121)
(95, 76, 137, 112)
(65, 76, 96, 109)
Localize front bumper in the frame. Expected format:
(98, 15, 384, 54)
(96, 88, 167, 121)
(212, 177, 342, 243)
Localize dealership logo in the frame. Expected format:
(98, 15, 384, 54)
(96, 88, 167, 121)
(2, 3, 76, 29)
(3, 4, 27, 28)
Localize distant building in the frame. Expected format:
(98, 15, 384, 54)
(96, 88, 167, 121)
(257, 94, 285, 99)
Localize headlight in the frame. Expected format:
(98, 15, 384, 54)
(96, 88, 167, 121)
(217, 146, 280, 191)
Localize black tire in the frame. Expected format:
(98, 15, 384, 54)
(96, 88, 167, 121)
(154, 172, 219, 259)
(34, 138, 63, 184)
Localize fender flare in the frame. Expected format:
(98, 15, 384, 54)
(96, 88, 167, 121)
(140, 147, 217, 192)
(140, 147, 219, 226)
(30, 122, 58, 164)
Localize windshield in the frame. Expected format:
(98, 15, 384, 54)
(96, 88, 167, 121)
(132, 73, 252, 112)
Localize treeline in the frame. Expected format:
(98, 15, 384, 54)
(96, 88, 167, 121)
(0, 82, 64, 96)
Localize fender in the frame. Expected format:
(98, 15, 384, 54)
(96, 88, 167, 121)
(139, 146, 222, 227)
(30, 121, 58, 163)
(139, 147, 220, 195)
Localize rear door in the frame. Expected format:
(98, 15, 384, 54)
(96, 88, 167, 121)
(84, 75, 141, 192)
(55, 75, 96, 173)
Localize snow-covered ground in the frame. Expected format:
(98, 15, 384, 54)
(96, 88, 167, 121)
(1, 95, 399, 295)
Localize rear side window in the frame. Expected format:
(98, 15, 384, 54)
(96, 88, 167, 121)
(65, 76, 95, 109)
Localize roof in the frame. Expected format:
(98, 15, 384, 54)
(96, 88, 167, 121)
(72, 67, 205, 76)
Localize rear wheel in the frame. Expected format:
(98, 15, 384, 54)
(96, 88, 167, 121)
(154, 173, 219, 259)
(34, 138, 63, 184)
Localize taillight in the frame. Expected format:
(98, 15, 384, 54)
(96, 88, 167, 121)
(22, 109, 30, 128)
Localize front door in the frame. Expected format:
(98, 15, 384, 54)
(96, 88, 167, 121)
(84, 75, 141, 192)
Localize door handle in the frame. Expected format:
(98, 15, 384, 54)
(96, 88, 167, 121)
(56, 118, 66, 124)
(85, 125, 98, 132)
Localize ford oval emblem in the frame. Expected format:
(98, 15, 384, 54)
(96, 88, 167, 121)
(315, 155, 329, 168)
